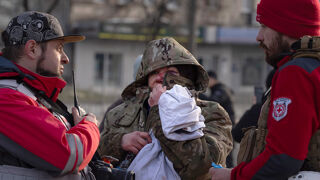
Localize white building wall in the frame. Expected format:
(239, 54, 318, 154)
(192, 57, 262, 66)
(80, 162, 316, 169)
(74, 41, 94, 89)
(74, 39, 145, 96)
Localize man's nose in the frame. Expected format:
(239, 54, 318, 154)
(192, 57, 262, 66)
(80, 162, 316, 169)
(61, 51, 70, 64)
(158, 71, 166, 79)
(256, 28, 263, 42)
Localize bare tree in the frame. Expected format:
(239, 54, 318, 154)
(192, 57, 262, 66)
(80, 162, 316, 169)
(141, 0, 168, 43)
(23, 0, 29, 11)
(150, 0, 167, 41)
(47, 0, 60, 13)
(187, 0, 197, 55)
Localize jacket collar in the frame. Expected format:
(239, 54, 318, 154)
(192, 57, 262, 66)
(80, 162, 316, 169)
(276, 55, 292, 68)
(0, 56, 66, 101)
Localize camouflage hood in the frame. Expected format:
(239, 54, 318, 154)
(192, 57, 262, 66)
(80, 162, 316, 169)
(122, 37, 209, 99)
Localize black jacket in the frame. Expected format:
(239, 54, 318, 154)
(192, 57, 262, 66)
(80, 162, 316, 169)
(231, 103, 262, 143)
(200, 83, 235, 124)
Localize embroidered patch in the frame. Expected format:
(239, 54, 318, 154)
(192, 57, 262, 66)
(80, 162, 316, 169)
(272, 97, 292, 121)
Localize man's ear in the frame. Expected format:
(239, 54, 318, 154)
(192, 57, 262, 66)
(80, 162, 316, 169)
(24, 40, 41, 60)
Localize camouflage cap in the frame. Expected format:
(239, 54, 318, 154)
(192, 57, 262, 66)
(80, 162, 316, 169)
(1, 11, 85, 47)
(122, 37, 209, 99)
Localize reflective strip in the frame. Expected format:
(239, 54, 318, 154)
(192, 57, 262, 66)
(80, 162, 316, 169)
(0, 165, 82, 180)
(61, 134, 77, 174)
(62, 133, 84, 174)
(0, 79, 36, 100)
(0, 134, 60, 173)
(73, 134, 84, 173)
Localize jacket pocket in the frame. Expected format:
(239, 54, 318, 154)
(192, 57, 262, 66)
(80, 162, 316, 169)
(237, 126, 257, 165)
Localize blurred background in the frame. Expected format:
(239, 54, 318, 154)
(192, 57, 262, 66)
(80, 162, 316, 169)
(0, 0, 272, 124)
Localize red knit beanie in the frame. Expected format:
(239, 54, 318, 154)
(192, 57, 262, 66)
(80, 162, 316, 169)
(256, 0, 320, 39)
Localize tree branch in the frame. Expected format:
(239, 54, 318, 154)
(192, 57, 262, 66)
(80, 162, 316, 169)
(46, 0, 60, 13)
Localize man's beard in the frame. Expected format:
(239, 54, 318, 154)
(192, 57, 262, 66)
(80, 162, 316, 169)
(36, 54, 62, 78)
(259, 33, 291, 67)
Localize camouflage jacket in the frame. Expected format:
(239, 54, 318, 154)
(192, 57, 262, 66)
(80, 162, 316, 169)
(98, 86, 233, 180)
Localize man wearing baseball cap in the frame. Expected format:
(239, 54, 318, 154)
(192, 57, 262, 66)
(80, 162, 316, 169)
(210, 0, 320, 179)
(0, 11, 99, 179)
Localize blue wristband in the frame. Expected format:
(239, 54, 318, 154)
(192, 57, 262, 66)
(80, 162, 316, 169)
(211, 162, 223, 168)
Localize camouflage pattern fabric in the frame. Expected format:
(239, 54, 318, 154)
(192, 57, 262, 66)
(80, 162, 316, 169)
(291, 36, 320, 60)
(121, 37, 208, 99)
(98, 87, 150, 167)
(98, 37, 233, 179)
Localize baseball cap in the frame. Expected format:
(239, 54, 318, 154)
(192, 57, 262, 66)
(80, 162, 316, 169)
(1, 11, 85, 47)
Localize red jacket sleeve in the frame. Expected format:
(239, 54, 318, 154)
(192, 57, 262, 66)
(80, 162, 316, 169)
(0, 88, 100, 175)
(232, 58, 320, 179)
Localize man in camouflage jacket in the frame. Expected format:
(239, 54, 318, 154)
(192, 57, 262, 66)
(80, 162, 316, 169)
(98, 37, 233, 179)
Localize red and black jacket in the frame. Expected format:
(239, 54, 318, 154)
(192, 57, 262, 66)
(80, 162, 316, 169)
(0, 55, 100, 176)
(232, 56, 320, 179)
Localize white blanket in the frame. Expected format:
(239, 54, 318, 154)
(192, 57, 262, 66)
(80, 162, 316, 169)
(159, 84, 205, 141)
(127, 132, 180, 180)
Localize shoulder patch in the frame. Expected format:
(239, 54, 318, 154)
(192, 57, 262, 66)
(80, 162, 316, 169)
(272, 97, 291, 121)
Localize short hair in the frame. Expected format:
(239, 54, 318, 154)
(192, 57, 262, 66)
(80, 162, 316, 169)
(1, 45, 25, 63)
(1, 42, 47, 63)
(207, 70, 217, 79)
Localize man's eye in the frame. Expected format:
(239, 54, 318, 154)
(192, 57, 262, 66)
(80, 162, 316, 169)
(57, 45, 64, 52)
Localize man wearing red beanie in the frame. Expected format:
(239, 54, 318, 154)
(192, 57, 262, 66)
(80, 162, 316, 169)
(210, 0, 320, 179)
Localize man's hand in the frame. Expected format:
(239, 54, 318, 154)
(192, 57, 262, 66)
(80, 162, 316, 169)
(72, 107, 98, 126)
(148, 84, 167, 107)
(210, 167, 232, 180)
(121, 131, 152, 154)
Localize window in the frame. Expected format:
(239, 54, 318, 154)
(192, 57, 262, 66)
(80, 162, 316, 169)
(95, 53, 104, 81)
(94, 52, 122, 86)
(205, 0, 221, 10)
(241, 0, 251, 13)
(241, 0, 257, 25)
(117, 0, 132, 5)
(241, 58, 262, 86)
